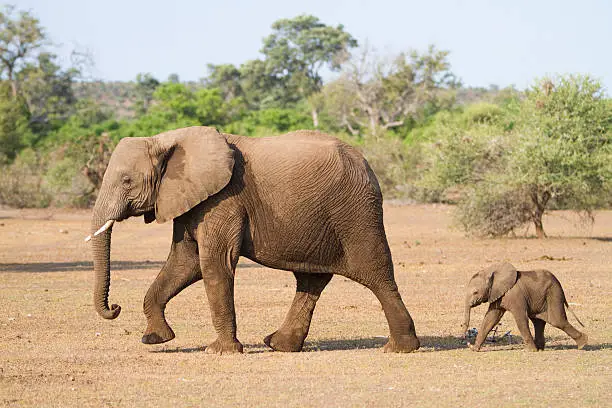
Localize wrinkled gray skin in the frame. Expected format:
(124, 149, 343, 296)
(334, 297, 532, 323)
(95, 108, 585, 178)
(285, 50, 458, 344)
(90, 126, 419, 354)
(461, 262, 587, 351)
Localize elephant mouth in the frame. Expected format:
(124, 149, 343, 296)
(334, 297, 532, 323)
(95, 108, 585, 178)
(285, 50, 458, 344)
(473, 298, 486, 306)
(85, 205, 156, 241)
(129, 204, 155, 217)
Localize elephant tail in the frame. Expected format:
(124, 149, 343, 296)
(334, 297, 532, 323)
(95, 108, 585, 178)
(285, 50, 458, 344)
(564, 299, 585, 327)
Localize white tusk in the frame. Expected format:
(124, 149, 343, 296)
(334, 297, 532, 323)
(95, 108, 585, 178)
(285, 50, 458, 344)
(93, 220, 115, 237)
(85, 220, 115, 242)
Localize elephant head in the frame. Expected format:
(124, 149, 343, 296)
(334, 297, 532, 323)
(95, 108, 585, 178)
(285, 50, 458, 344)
(461, 262, 517, 333)
(87, 126, 234, 319)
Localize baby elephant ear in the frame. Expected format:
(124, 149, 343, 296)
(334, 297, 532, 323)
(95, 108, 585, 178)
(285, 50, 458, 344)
(154, 127, 234, 223)
(488, 262, 518, 303)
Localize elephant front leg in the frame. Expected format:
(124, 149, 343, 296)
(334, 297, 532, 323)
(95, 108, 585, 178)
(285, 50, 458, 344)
(264, 272, 333, 352)
(200, 257, 243, 355)
(470, 305, 505, 351)
(142, 233, 202, 345)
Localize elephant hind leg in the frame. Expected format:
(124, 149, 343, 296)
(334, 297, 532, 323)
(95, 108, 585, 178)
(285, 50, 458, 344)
(352, 273, 419, 353)
(550, 320, 587, 349)
(265, 272, 333, 352)
(531, 318, 546, 350)
(375, 285, 420, 353)
(142, 224, 202, 345)
(545, 298, 588, 349)
(338, 227, 419, 352)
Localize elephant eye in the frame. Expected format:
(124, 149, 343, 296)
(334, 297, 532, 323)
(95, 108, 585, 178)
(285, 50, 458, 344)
(121, 175, 131, 185)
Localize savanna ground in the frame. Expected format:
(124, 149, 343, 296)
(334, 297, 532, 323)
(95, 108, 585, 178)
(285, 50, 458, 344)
(0, 204, 610, 407)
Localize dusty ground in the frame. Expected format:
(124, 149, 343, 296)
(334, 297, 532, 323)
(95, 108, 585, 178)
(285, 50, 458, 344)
(0, 204, 610, 407)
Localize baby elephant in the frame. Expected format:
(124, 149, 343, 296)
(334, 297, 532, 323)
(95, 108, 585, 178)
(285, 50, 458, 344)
(461, 262, 587, 351)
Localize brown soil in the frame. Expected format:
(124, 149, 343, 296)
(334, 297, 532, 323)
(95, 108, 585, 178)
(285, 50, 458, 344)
(0, 204, 610, 407)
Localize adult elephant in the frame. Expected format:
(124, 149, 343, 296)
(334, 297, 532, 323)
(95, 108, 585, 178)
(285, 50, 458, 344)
(87, 126, 419, 354)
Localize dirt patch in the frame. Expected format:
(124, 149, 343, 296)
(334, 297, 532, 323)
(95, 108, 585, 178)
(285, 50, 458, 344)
(1, 205, 610, 407)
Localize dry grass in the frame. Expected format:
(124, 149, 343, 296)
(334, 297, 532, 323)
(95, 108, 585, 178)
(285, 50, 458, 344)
(0, 204, 610, 407)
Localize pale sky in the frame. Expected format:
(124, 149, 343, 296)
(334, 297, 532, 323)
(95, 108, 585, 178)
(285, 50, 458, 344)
(13, 0, 612, 91)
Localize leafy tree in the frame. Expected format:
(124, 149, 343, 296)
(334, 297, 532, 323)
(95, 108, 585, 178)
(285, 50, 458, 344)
(204, 63, 242, 101)
(134, 72, 160, 114)
(194, 87, 229, 125)
(124, 81, 235, 136)
(238, 58, 288, 110)
(0, 83, 30, 160)
(126, 82, 199, 136)
(167, 73, 180, 83)
(420, 75, 611, 238)
(17, 51, 78, 140)
(152, 82, 197, 118)
(418, 104, 511, 200)
(321, 77, 361, 135)
(332, 45, 458, 137)
(261, 14, 357, 127)
(46, 98, 116, 144)
(224, 107, 312, 136)
(507, 75, 611, 237)
(0, 5, 46, 97)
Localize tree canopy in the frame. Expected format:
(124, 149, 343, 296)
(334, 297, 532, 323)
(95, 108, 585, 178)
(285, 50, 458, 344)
(419, 75, 611, 237)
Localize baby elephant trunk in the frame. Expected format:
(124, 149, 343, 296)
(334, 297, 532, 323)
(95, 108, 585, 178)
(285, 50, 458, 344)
(461, 297, 471, 333)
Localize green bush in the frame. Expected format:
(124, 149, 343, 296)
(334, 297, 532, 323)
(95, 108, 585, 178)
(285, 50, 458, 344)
(417, 109, 511, 202)
(44, 156, 95, 207)
(419, 75, 611, 237)
(359, 135, 420, 199)
(0, 92, 32, 160)
(0, 149, 51, 208)
(223, 108, 312, 136)
(461, 103, 504, 126)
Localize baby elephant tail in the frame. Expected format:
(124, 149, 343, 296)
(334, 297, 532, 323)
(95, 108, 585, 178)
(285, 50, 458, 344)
(564, 300, 585, 327)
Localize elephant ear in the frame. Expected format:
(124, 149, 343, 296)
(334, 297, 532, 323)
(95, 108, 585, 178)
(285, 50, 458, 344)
(153, 127, 234, 223)
(487, 262, 518, 303)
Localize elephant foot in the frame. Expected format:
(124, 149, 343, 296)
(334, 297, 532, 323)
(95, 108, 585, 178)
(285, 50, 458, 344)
(383, 334, 420, 353)
(467, 342, 482, 352)
(524, 344, 539, 352)
(263, 330, 305, 352)
(576, 333, 588, 350)
(141, 325, 175, 345)
(205, 338, 243, 355)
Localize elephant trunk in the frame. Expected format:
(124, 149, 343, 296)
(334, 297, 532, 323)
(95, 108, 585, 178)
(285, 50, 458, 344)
(91, 210, 121, 320)
(461, 296, 471, 333)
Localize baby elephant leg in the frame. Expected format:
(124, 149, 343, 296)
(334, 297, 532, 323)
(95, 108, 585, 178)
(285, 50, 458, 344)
(546, 304, 588, 349)
(512, 310, 538, 351)
(531, 318, 546, 351)
(470, 305, 505, 351)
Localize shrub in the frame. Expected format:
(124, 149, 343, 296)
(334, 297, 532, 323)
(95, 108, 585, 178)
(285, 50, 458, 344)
(455, 184, 533, 237)
(416, 110, 511, 203)
(44, 156, 95, 208)
(359, 135, 420, 199)
(0, 149, 51, 208)
(223, 108, 312, 136)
